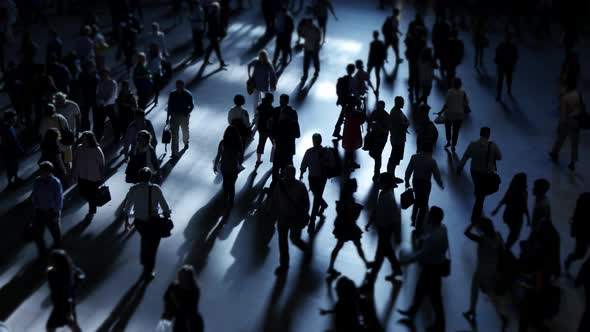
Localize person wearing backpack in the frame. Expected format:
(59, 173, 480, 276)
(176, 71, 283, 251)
(300, 133, 329, 233)
(382, 8, 403, 65)
(333, 64, 356, 139)
(565, 193, 590, 272)
(549, 77, 584, 171)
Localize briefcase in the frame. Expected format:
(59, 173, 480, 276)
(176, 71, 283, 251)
(95, 186, 112, 207)
(400, 188, 415, 210)
(162, 125, 172, 144)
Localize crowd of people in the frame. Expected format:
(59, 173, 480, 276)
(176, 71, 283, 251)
(0, 0, 589, 331)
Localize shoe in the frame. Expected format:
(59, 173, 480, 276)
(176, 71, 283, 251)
(319, 202, 328, 215)
(462, 311, 476, 323)
(326, 268, 340, 277)
(142, 270, 156, 282)
(444, 142, 451, 148)
(220, 61, 228, 68)
(549, 152, 558, 163)
(184, 143, 189, 150)
(568, 162, 575, 171)
(394, 177, 404, 184)
(397, 309, 415, 318)
(274, 265, 288, 275)
(255, 160, 263, 167)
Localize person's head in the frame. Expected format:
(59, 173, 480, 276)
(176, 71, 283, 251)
(393, 8, 400, 16)
(346, 63, 355, 75)
(234, 94, 246, 107)
(223, 125, 241, 145)
(54, 92, 67, 106)
(376, 100, 385, 111)
(533, 178, 550, 197)
(415, 13, 422, 23)
(335, 276, 358, 302)
(99, 68, 110, 80)
(355, 60, 364, 70)
(120, 80, 131, 91)
(2, 110, 17, 126)
(47, 53, 58, 64)
(504, 28, 512, 42)
(428, 206, 444, 225)
(258, 50, 269, 63)
(373, 30, 379, 40)
(312, 133, 322, 147)
(479, 127, 491, 139)
(394, 96, 404, 109)
(477, 217, 495, 237)
(565, 76, 578, 91)
(279, 94, 289, 107)
(176, 265, 198, 291)
(81, 25, 91, 37)
(137, 167, 153, 183)
(38, 161, 54, 177)
(263, 93, 274, 104)
(282, 165, 296, 180)
(453, 77, 462, 89)
(42, 128, 60, 146)
(136, 130, 152, 147)
(151, 22, 160, 33)
(134, 110, 146, 122)
(136, 52, 147, 65)
(176, 80, 185, 90)
(80, 131, 98, 148)
(508, 172, 527, 193)
(48, 249, 74, 275)
(44, 103, 57, 117)
(379, 172, 396, 190)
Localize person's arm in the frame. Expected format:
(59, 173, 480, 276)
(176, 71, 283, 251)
(464, 223, 483, 243)
(243, 110, 251, 128)
(404, 155, 414, 187)
(98, 148, 106, 180)
(524, 191, 531, 225)
(302, 183, 310, 215)
(74, 104, 81, 136)
(166, 92, 173, 121)
(161, 34, 169, 57)
(491, 194, 506, 216)
(213, 142, 223, 173)
(55, 179, 64, 212)
(247, 62, 254, 79)
(328, 2, 337, 19)
(123, 188, 134, 228)
(494, 143, 502, 161)
(269, 64, 277, 91)
(300, 150, 309, 180)
(155, 186, 171, 217)
(147, 121, 158, 147)
(457, 144, 472, 173)
(187, 92, 195, 113)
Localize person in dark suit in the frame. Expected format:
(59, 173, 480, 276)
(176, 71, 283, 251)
(203, 3, 227, 69)
(333, 64, 356, 139)
(495, 30, 518, 101)
(565, 193, 590, 272)
(1, 111, 24, 189)
(272, 6, 295, 68)
(271, 94, 300, 181)
(162, 265, 204, 332)
(367, 31, 387, 96)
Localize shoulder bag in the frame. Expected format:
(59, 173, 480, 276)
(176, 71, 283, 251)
(146, 184, 174, 238)
(481, 142, 501, 196)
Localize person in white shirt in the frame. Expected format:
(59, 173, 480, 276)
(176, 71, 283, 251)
(549, 78, 583, 171)
(71, 131, 104, 219)
(227, 94, 251, 143)
(54, 92, 81, 137)
(39, 103, 69, 139)
(124, 167, 171, 281)
(457, 127, 502, 221)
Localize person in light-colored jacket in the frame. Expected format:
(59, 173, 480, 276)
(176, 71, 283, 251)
(72, 131, 104, 219)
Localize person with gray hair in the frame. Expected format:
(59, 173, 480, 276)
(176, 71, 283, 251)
(54, 92, 81, 137)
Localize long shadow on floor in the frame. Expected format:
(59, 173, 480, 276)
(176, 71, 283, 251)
(0, 260, 46, 321)
(95, 279, 148, 332)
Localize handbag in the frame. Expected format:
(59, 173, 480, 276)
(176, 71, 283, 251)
(161, 125, 172, 145)
(362, 129, 375, 151)
(400, 188, 415, 210)
(147, 185, 174, 238)
(59, 122, 75, 146)
(246, 78, 255, 95)
(433, 113, 445, 124)
(481, 142, 501, 196)
(95, 186, 111, 207)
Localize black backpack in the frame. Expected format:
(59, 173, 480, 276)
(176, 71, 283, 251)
(321, 147, 342, 179)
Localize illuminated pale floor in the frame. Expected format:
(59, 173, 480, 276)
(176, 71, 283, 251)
(1, 1, 589, 331)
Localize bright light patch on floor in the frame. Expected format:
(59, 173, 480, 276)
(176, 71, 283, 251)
(312, 80, 338, 101)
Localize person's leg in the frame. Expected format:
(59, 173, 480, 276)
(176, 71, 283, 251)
(505, 218, 523, 250)
(373, 153, 382, 178)
(33, 217, 47, 257)
(467, 273, 479, 313)
(452, 120, 462, 147)
(106, 105, 120, 139)
(375, 65, 382, 94)
(302, 51, 310, 78)
(429, 274, 445, 328)
(393, 39, 401, 62)
(550, 124, 569, 158)
(497, 67, 505, 99)
(327, 240, 345, 272)
(333, 108, 345, 137)
(181, 114, 190, 148)
(381, 227, 402, 275)
(212, 39, 224, 65)
(507, 70, 514, 95)
(273, 40, 281, 67)
(353, 239, 370, 266)
(256, 132, 267, 163)
(444, 121, 452, 146)
(570, 128, 580, 166)
(471, 171, 485, 221)
(309, 176, 321, 219)
(277, 219, 290, 268)
(415, 180, 431, 230)
(143, 235, 161, 276)
(170, 115, 181, 156)
(406, 268, 428, 313)
(313, 50, 320, 76)
(93, 106, 106, 141)
(289, 226, 307, 251)
(565, 238, 590, 270)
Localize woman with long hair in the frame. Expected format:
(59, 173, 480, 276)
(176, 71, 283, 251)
(72, 131, 105, 220)
(492, 172, 530, 249)
(213, 125, 243, 214)
(162, 265, 204, 332)
(125, 130, 159, 184)
(247, 50, 277, 115)
(40, 128, 67, 183)
(46, 249, 84, 332)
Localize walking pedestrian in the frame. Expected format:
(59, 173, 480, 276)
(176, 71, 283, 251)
(1, 111, 24, 189)
(300, 133, 329, 231)
(116, 80, 138, 138)
(227, 94, 252, 144)
(491, 173, 530, 249)
(495, 30, 518, 101)
(457, 127, 502, 221)
(31, 161, 64, 258)
(333, 64, 356, 139)
(39, 128, 68, 184)
(300, 19, 322, 82)
(123, 110, 157, 158)
(203, 3, 227, 69)
(133, 52, 154, 110)
(565, 193, 590, 272)
(54, 92, 81, 138)
(125, 131, 159, 184)
(439, 78, 469, 150)
(46, 249, 84, 332)
(248, 51, 277, 115)
(549, 78, 583, 171)
(387, 96, 409, 183)
(254, 93, 275, 166)
(273, 6, 295, 68)
(167, 80, 194, 159)
(417, 48, 435, 104)
(161, 265, 204, 332)
(94, 69, 120, 142)
(190, 0, 206, 56)
(381, 8, 403, 64)
(271, 94, 300, 180)
(367, 31, 387, 96)
(366, 100, 390, 181)
(213, 125, 244, 214)
(72, 131, 105, 220)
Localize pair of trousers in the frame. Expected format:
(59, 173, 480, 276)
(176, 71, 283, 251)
(77, 178, 100, 213)
(333, 107, 345, 136)
(80, 104, 92, 131)
(221, 171, 238, 206)
(410, 264, 445, 327)
(374, 225, 402, 275)
(277, 217, 306, 267)
(497, 67, 513, 96)
(256, 132, 271, 154)
(308, 176, 327, 219)
(273, 38, 291, 66)
(93, 105, 120, 141)
(4, 152, 19, 180)
(471, 170, 487, 221)
(504, 217, 524, 249)
(140, 230, 161, 274)
(204, 37, 224, 64)
(444, 120, 462, 146)
(412, 178, 432, 230)
(551, 123, 580, 164)
(192, 29, 204, 55)
(303, 50, 320, 77)
(170, 113, 190, 156)
(33, 209, 62, 257)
